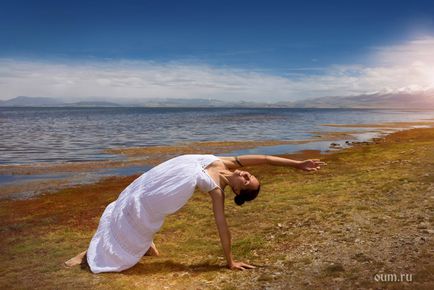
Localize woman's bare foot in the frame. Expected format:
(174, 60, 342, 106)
(144, 242, 160, 256)
(64, 251, 87, 267)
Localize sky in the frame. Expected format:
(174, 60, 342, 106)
(1, 0, 434, 103)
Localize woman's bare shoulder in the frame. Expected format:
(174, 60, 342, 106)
(217, 156, 238, 169)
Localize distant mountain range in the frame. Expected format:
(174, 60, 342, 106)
(0, 96, 122, 107)
(1, 90, 434, 108)
(289, 89, 434, 109)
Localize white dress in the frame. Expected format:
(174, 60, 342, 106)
(86, 154, 222, 273)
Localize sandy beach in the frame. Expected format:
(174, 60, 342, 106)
(0, 125, 433, 289)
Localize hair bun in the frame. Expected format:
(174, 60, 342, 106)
(234, 195, 245, 206)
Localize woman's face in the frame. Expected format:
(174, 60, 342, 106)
(232, 169, 260, 194)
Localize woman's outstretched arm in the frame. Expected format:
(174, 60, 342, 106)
(219, 155, 327, 171)
(208, 188, 255, 271)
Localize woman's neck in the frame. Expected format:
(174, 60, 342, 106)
(218, 169, 233, 189)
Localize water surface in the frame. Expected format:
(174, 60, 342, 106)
(1, 107, 433, 165)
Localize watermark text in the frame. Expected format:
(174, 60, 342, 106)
(374, 273, 413, 283)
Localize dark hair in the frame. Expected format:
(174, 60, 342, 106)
(234, 185, 260, 206)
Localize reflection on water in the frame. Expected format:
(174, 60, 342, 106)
(1, 107, 433, 164)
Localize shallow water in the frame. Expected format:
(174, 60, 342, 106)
(0, 165, 153, 186)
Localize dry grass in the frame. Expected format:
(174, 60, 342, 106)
(1, 128, 434, 289)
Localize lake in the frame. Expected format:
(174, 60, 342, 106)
(1, 107, 433, 165)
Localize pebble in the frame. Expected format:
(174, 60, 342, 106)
(330, 143, 342, 148)
(417, 222, 428, 229)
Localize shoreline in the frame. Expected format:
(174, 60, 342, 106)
(0, 126, 433, 289)
(1, 119, 434, 199)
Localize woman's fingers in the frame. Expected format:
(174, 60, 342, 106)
(237, 264, 255, 270)
(241, 263, 256, 269)
(299, 159, 327, 171)
(230, 261, 256, 270)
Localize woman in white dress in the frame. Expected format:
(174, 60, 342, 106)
(65, 154, 325, 272)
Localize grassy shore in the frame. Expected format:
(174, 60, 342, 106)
(0, 127, 433, 289)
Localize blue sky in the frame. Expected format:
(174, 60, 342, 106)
(1, 0, 434, 102)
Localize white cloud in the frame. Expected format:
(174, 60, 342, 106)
(0, 59, 297, 102)
(1, 36, 434, 103)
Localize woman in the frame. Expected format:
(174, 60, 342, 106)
(65, 154, 326, 272)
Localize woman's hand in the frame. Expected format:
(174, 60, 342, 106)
(296, 159, 327, 172)
(227, 260, 256, 271)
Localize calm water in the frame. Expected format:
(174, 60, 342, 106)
(1, 107, 433, 165)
